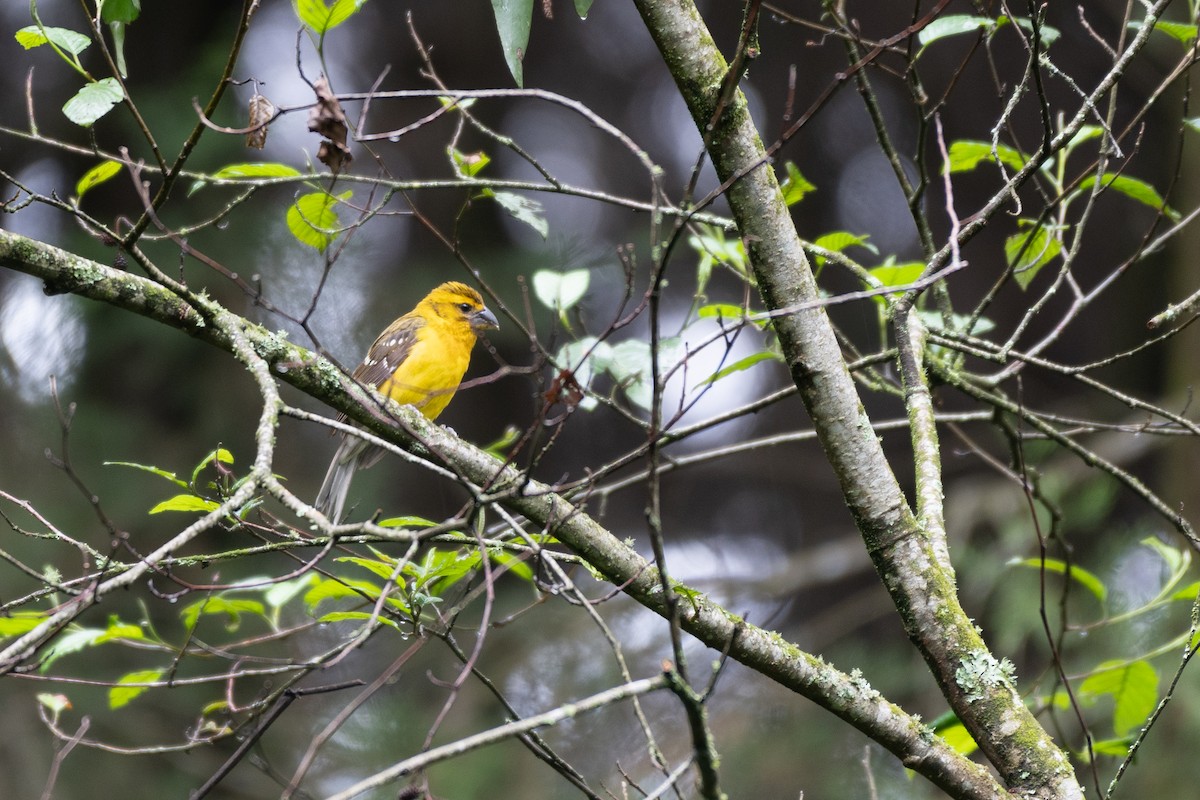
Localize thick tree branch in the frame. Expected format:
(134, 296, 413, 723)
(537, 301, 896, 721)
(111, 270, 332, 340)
(628, 2, 1080, 798)
(0, 229, 1004, 799)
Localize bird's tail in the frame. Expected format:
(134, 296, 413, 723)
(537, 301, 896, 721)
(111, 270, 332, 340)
(315, 437, 372, 523)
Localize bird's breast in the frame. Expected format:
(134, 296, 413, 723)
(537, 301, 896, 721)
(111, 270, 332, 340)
(378, 329, 473, 420)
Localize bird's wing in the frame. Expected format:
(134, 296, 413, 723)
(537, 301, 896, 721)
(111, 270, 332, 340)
(352, 311, 425, 389)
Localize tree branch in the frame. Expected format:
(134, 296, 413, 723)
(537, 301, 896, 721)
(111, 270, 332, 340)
(627, 1, 1081, 797)
(0, 228, 1004, 799)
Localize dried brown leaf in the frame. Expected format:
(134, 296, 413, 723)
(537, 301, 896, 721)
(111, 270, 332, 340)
(245, 92, 275, 149)
(307, 76, 352, 173)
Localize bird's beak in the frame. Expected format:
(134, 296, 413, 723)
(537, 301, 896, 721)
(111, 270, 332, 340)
(471, 306, 500, 332)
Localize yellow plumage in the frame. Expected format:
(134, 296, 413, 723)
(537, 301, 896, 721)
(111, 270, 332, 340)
(316, 282, 498, 521)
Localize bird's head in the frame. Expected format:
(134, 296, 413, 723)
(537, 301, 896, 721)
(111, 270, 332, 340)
(425, 281, 499, 333)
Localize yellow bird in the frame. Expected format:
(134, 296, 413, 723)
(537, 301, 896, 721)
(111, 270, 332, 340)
(316, 281, 499, 522)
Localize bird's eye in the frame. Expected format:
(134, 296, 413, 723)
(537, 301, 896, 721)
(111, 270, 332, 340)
(458, 303, 473, 313)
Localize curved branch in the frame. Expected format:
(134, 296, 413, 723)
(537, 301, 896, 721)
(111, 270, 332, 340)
(0, 229, 1004, 800)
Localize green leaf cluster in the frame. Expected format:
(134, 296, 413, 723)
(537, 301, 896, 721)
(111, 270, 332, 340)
(486, 0, 593, 87)
(1004, 537, 1200, 753)
(106, 447, 258, 519)
(306, 541, 533, 631)
(550, 336, 689, 413)
(15, 0, 143, 126)
(689, 223, 752, 296)
(448, 147, 549, 239)
(945, 129, 1178, 290)
(917, 14, 1061, 51)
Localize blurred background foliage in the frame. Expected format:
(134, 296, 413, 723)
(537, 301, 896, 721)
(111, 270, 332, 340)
(3, 0, 1200, 798)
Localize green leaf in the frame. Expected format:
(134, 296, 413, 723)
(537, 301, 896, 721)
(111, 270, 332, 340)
(15, 25, 91, 55)
(532, 269, 590, 312)
(869, 261, 927, 287)
(409, 547, 481, 595)
(1002, 16, 1061, 48)
(318, 610, 401, 630)
(187, 159, 299, 194)
(1076, 174, 1179, 221)
(689, 227, 747, 270)
(697, 303, 749, 321)
(490, 191, 548, 239)
(1080, 660, 1159, 736)
(109, 668, 164, 709)
(813, 231, 874, 254)
(94, 618, 145, 644)
(918, 310, 995, 338)
(62, 78, 124, 127)
(304, 578, 381, 612)
(1130, 19, 1197, 45)
(673, 585, 705, 615)
(437, 95, 477, 111)
(695, 250, 715, 299)
(180, 598, 266, 632)
(191, 447, 234, 486)
(689, 224, 750, 293)
(201, 700, 230, 716)
(101, 0, 140, 77)
(100, 0, 142, 24)
(40, 627, 104, 670)
(1170, 581, 1200, 602)
(109, 21, 129, 78)
(918, 15, 995, 46)
(0, 613, 47, 637)
(214, 163, 300, 179)
(490, 0, 534, 86)
(694, 351, 782, 389)
(103, 460, 189, 488)
(697, 302, 772, 331)
(489, 549, 534, 581)
(286, 190, 351, 251)
(74, 161, 122, 201)
(295, 0, 365, 34)
(553, 337, 612, 411)
(1047, 689, 1073, 710)
(868, 261, 926, 304)
(377, 515, 437, 529)
(606, 338, 683, 412)
(484, 425, 521, 457)
(945, 140, 1027, 174)
(778, 161, 816, 206)
(449, 148, 491, 178)
(811, 231, 878, 268)
(935, 720, 979, 756)
(1061, 125, 1105, 161)
(338, 555, 403, 581)
(607, 340, 653, 411)
(1090, 736, 1137, 758)
(1009, 557, 1107, 604)
(149, 494, 220, 514)
(265, 575, 320, 609)
(1005, 223, 1061, 290)
(37, 693, 72, 715)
